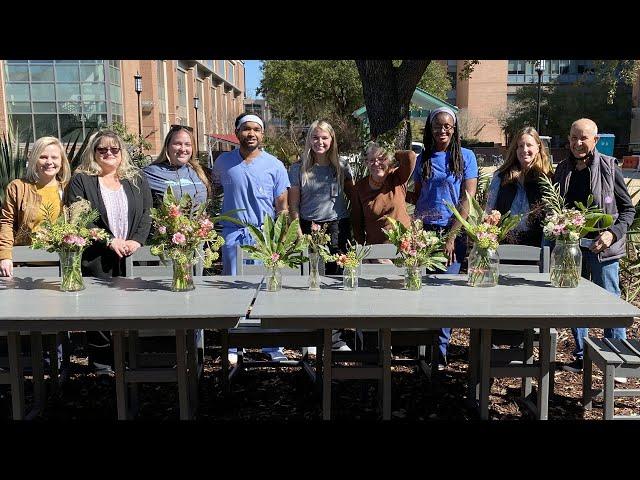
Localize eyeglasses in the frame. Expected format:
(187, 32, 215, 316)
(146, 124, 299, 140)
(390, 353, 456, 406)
(366, 156, 388, 165)
(170, 124, 194, 133)
(431, 124, 454, 132)
(96, 146, 121, 155)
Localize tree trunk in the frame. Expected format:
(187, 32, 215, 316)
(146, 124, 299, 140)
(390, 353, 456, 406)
(355, 60, 430, 149)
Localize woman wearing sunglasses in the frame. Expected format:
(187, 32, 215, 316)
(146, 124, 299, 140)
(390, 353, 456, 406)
(351, 142, 416, 245)
(143, 125, 211, 208)
(66, 130, 152, 374)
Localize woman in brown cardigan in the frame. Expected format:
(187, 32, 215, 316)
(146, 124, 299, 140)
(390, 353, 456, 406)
(351, 142, 416, 245)
(0, 136, 71, 276)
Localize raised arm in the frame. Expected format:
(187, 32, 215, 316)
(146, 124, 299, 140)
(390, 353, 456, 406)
(395, 150, 417, 185)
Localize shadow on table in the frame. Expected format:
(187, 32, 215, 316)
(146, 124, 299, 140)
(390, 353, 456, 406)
(93, 276, 170, 291)
(0, 277, 61, 291)
(201, 278, 263, 290)
(498, 275, 550, 288)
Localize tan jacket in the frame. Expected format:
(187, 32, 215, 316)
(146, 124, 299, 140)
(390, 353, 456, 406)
(0, 179, 63, 260)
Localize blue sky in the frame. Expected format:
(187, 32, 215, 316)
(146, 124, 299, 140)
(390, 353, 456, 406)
(244, 60, 262, 99)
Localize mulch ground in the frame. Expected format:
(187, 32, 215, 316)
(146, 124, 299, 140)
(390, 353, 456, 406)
(2, 319, 639, 421)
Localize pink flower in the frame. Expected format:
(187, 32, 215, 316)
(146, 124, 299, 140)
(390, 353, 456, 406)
(311, 223, 321, 232)
(89, 228, 101, 240)
(484, 210, 502, 226)
(74, 236, 86, 247)
(197, 228, 208, 238)
(172, 232, 186, 245)
(336, 254, 347, 267)
(409, 249, 417, 256)
(199, 219, 214, 232)
(270, 253, 280, 262)
(63, 234, 86, 246)
(158, 225, 167, 234)
(168, 205, 181, 218)
(400, 239, 411, 253)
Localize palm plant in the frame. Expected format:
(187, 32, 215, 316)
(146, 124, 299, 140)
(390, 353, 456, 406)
(65, 129, 95, 172)
(0, 127, 30, 205)
(620, 179, 640, 302)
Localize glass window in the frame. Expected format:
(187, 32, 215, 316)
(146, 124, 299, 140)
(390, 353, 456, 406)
(80, 60, 101, 64)
(29, 65, 54, 82)
(31, 83, 56, 101)
(7, 102, 31, 113)
(80, 64, 105, 82)
(54, 60, 77, 64)
(109, 84, 122, 104)
(9, 114, 34, 143)
(112, 115, 122, 124)
(81, 83, 106, 101)
(6, 60, 28, 64)
(228, 61, 235, 84)
(59, 114, 84, 142)
(5, 64, 29, 81)
(84, 114, 107, 129)
(6, 83, 30, 102)
(83, 101, 107, 113)
(177, 69, 187, 112)
(30, 60, 53, 64)
(109, 66, 120, 85)
(217, 60, 225, 79)
(34, 114, 59, 138)
(56, 83, 81, 101)
(109, 60, 120, 68)
(58, 101, 81, 114)
(549, 60, 560, 75)
(111, 102, 122, 115)
(32, 102, 57, 113)
(55, 64, 80, 82)
(559, 60, 570, 74)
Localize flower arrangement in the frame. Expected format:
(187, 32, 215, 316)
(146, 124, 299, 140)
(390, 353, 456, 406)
(31, 198, 109, 291)
(335, 240, 371, 290)
(241, 212, 307, 291)
(446, 192, 522, 287)
(149, 188, 228, 291)
(303, 222, 334, 290)
(539, 175, 613, 287)
(383, 217, 448, 290)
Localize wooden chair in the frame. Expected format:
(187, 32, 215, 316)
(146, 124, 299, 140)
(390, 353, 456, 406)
(469, 244, 558, 418)
(219, 244, 323, 394)
(120, 245, 204, 418)
(1, 246, 61, 419)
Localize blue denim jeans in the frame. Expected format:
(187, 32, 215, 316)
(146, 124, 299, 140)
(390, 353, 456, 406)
(425, 231, 467, 363)
(571, 249, 625, 360)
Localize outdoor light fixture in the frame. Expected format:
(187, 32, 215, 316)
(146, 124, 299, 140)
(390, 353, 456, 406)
(535, 60, 546, 133)
(193, 95, 200, 153)
(134, 72, 143, 137)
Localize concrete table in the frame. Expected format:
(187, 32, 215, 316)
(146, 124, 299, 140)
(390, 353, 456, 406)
(0, 275, 261, 420)
(251, 273, 640, 420)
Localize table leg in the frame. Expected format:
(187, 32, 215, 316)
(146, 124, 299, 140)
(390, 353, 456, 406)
(113, 330, 128, 420)
(536, 327, 550, 420)
(322, 328, 332, 420)
(127, 330, 139, 417)
(186, 329, 199, 415)
(8, 332, 25, 420)
(468, 328, 480, 403)
(479, 328, 492, 420)
(30, 332, 44, 416)
(381, 328, 391, 421)
(176, 329, 191, 420)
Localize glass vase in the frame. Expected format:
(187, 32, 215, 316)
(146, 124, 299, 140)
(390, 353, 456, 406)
(343, 265, 359, 290)
(171, 253, 195, 292)
(59, 249, 85, 292)
(550, 239, 582, 288)
(308, 251, 320, 290)
(404, 265, 422, 291)
(467, 244, 499, 287)
(265, 266, 282, 292)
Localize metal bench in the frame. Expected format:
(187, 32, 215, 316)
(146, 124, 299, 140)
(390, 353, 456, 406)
(583, 336, 640, 420)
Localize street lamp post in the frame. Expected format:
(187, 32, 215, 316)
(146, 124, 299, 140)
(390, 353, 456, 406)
(134, 72, 143, 139)
(535, 60, 546, 133)
(193, 95, 200, 154)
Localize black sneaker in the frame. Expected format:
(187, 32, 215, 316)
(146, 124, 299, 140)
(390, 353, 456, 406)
(562, 359, 583, 373)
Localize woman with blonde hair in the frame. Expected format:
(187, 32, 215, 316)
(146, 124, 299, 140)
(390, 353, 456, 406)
(0, 136, 71, 276)
(66, 129, 152, 373)
(289, 120, 354, 274)
(485, 126, 552, 246)
(143, 124, 211, 207)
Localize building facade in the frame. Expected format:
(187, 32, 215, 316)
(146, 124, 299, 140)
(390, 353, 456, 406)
(0, 60, 245, 156)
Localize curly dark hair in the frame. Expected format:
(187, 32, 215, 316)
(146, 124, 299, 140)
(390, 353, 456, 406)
(420, 111, 463, 181)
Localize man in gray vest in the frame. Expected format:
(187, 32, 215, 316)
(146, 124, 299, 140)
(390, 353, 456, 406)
(555, 118, 635, 379)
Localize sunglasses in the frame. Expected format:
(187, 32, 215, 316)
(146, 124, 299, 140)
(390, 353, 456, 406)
(96, 146, 121, 155)
(170, 124, 194, 133)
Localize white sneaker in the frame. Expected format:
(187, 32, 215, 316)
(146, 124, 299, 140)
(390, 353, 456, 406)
(614, 376, 628, 384)
(227, 353, 238, 365)
(306, 347, 317, 355)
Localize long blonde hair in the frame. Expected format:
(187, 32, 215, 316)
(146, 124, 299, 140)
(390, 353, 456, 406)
(153, 125, 211, 197)
(76, 130, 141, 183)
(299, 120, 343, 189)
(23, 136, 71, 186)
(497, 126, 552, 185)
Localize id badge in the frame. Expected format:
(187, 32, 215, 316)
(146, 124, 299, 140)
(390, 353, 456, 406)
(330, 182, 338, 198)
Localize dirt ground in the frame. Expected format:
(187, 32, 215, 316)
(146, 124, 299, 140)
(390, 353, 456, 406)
(2, 318, 638, 421)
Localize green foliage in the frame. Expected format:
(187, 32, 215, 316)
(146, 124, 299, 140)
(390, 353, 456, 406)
(304, 223, 334, 263)
(0, 126, 29, 205)
(261, 126, 302, 167)
(475, 166, 493, 209)
(241, 212, 307, 269)
(416, 61, 452, 100)
(66, 129, 95, 171)
(334, 240, 371, 269)
(384, 217, 448, 270)
(107, 121, 153, 168)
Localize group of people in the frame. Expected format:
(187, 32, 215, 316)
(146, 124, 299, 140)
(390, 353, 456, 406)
(0, 107, 635, 377)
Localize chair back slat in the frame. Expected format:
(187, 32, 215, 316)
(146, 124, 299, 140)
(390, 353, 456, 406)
(12, 246, 61, 276)
(235, 244, 302, 276)
(496, 244, 550, 274)
(125, 245, 204, 277)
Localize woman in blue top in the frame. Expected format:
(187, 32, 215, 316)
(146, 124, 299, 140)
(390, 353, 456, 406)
(410, 107, 478, 367)
(485, 126, 551, 247)
(143, 125, 211, 208)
